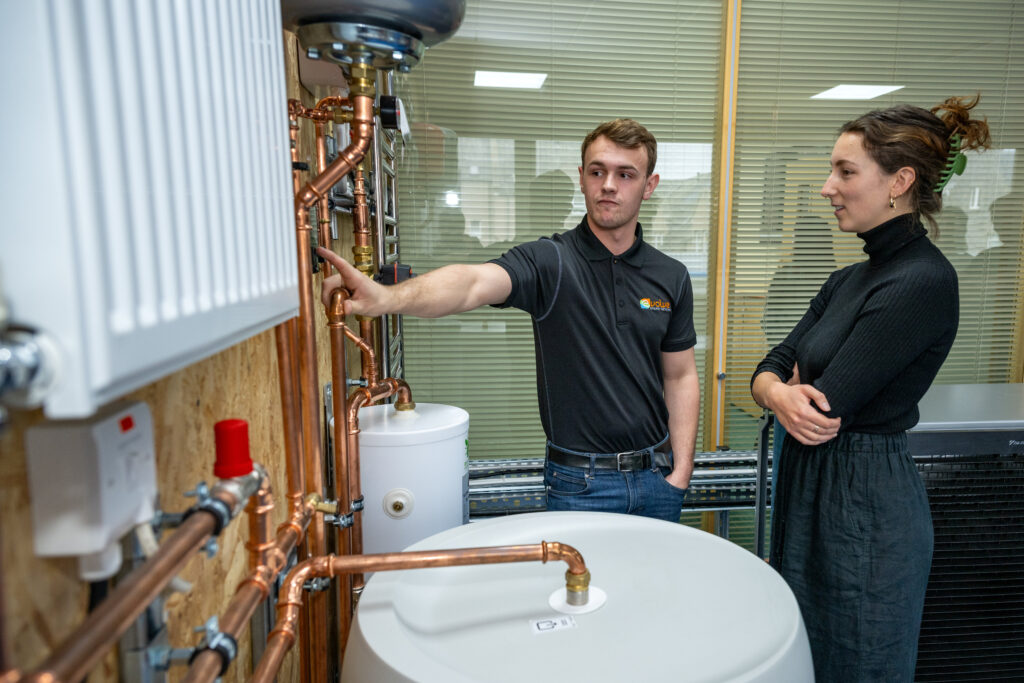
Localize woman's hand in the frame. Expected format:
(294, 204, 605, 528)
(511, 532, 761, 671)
(763, 379, 841, 446)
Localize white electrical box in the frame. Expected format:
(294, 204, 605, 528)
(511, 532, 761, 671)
(25, 401, 157, 580)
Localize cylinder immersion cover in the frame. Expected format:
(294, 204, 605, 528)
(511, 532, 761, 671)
(383, 488, 415, 519)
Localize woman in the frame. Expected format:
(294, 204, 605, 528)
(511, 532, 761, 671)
(751, 96, 991, 681)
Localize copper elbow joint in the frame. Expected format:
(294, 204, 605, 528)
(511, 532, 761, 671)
(327, 288, 349, 323)
(390, 379, 415, 411)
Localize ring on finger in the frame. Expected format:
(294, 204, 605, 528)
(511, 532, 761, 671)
(812, 425, 820, 434)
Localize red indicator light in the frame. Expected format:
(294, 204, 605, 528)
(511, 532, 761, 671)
(120, 415, 135, 432)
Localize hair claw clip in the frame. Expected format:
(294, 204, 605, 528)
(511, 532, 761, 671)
(934, 133, 967, 193)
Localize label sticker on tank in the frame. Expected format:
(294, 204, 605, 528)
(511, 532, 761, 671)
(529, 616, 577, 635)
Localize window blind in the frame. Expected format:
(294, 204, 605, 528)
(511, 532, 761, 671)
(394, 0, 722, 460)
(723, 0, 1024, 448)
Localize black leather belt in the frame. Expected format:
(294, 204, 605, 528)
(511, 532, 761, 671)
(546, 444, 672, 471)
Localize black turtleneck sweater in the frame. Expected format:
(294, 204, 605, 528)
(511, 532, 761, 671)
(753, 213, 959, 433)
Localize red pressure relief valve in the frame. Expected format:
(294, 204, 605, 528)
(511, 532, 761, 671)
(213, 419, 253, 478)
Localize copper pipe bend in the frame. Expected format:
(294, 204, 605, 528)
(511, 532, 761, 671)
(327, 288, 350, 323)
(314, 95, 350, 112)
(296, 93, 374, 210)
(252, 542, 590, 681)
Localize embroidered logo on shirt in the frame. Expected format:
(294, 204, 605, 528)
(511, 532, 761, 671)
(639, 297, 671, 312)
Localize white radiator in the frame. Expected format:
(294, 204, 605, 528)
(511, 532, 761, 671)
(0, 0, 296, 418)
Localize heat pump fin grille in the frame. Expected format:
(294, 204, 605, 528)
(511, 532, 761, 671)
(914, 452, 1024, 682)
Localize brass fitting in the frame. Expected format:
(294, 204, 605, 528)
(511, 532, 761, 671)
(332, 109, 354, 125)
(394, 400, 416, 411)
(312, 498, 339, 515)
(565, 568, 591, 606)
(351, 245, 373, 276)
(348, 63, 377, 98)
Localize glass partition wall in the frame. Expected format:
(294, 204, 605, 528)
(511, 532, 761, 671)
(724, 0, 1024, 447)
(395, 0, 722, 460)
(392, 0, 1023, 462)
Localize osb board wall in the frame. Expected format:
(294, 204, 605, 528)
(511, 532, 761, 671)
(0, 30, 362, 682)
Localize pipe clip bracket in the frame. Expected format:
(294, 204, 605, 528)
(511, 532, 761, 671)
(151, 509, 186, 531)
(187, 616, 237, 676)
(324, 512, 354, 529)
(350, 496, 365, 513)
(146, 646, 196, 672)
(181, 482, 232, 537)
(303, 576, 332, 593)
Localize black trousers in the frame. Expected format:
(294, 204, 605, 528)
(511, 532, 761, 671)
(770, 431, 933, 682)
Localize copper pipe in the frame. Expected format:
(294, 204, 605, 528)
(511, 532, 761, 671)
(296, 82, 374, 210)
(343, 377, 415, 596)
(251, 560, 323, 683)
(251, 543, 589, 683)
(287, 321, 304, 518)
(326, 290, 417, 628)
(293, 208, 329, 681)
(352, 165, 372, 272)
(351, 162, 378, 380)
(287, 99, 305, 196)
(387, 377, 415, 409)
(358, 320, 377, 383)
(182, 498, 315, 683)
(327, 289, 353, 648)
(291, 97, 331, 683)
(274, 319, 305, 519)
(314, 119, 333, 273)
(21, 491, 238, 683)
(284, 67, 374, 679)
(342, 386, 372, 616)
(343, 326, 377, 389)
(313, 95, 349, 112)
(285, 101, 309, 525)
(283, 108, 308, 517)
(0, 540, 8, 676)
(246, 478, 275, 569)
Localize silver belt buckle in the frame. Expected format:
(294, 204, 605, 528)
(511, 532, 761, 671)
(615, 451, 637, 470)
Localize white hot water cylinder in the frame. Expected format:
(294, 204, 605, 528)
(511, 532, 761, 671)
(356, 403, 469, 554)
(343, 512, 814, 682)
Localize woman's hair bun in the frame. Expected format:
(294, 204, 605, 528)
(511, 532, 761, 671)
(932, 94, 991, 151)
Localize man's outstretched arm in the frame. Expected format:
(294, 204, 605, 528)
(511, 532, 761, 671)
(317, 247, 513, 318)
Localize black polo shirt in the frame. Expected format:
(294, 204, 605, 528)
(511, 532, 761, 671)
(490, 217, 696, 453)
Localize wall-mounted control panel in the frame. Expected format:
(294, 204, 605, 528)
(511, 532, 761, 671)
(25, 401, 157, 580)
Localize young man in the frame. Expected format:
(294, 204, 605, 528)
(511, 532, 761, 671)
(318, 119, 699, 521)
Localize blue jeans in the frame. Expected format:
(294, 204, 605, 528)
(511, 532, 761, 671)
(544, 458, 688, 522)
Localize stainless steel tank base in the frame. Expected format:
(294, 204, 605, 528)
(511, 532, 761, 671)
(281, 0, 466, 70)
(298, 22, 424, 71)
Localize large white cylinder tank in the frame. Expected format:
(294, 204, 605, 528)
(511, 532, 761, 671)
(343, 512, 813, 682)
(357, 403, 469, 555)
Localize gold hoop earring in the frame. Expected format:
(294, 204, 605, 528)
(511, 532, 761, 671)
(889, 195, 896, 209)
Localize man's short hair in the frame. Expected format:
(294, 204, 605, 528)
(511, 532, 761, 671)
(581, 119, 657, 177)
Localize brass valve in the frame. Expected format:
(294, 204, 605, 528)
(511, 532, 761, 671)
(564, 569, 591, 606)
(347, 63, 376, 98)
